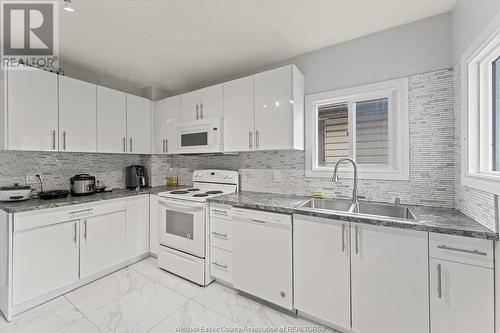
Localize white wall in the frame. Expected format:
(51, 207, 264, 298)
(451, 0, 500, 63)
(179, 13, 452, 98)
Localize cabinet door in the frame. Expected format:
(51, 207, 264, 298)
(7, 68, 58, 151)
(149, 195, 159, 255)
(293, 215, 350, 329)
(350, 224, 428, 333)
(59, 76, 97, 152)
(153, 96, 180, 154)
(180, 90, 200, 122)
(126, 195, 150, 259)
(97, 86, 127, 153)
(127, 94, 151, 154)
(80, 211, 126, 278)
(223, 76, 255, 152)
(13, 221, 79, 306)
(430, 258, 494, 333)
(254, 66, 292, 150)
(198, 84, 223, 119)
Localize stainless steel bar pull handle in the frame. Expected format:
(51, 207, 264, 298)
(73, 222, 77, 243)
(165, 139, 168, 153)
(256, 130, 260, 149)
(52, 130, 56, 150)
(211, 231, 228, 239)
(212, 209, 227, 215)
(437, 245, 487, 256)
(129, 138, 133, 152)
(437, 263, 442, 299)
(200, 103, 203, 119)
(83, 220, 88, 240)
(196, 104, 199, 120)
(342, 224, 346, 252)
(355, 225, 359, 255)
(63, 131, 66, 150)
(123, 137, 126, 152)
(162, 139, 166, 153)
(249, 131, 253, 149)
(212, 262, 228, 269)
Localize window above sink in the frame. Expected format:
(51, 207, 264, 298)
(305, 77, 410, 180)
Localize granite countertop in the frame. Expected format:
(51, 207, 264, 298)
(0, 185, 189, 214)
(208, 191, 498, 240)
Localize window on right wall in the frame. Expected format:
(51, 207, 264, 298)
(462, 23, 500, 194)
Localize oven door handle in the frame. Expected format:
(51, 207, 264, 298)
(158, 200, 204, 212)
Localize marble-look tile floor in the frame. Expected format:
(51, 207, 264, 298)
(0, 257, 337, 333)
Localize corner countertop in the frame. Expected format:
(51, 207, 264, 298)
(0, 185, 189, 214)
(208, 191, 498, 240)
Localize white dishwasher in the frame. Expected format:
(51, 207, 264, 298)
(232, 207, 293, 310)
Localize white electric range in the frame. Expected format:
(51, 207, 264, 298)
(156, 169, 239, 285)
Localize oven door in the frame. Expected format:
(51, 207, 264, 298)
(157, 198, 206, 258)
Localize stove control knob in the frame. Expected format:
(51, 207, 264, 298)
(224, 175, 228, 179)
(228, 175, 233, 179)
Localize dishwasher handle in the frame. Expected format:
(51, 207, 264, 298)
(231, 214, 291, 229)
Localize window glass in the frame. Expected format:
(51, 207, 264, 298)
(355, 98, 389, 165)
(494, 56, 500, 171)
(317, 103, 349, 166)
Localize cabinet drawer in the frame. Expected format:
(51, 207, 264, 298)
(210, 204, 232, 220)
(158, 246, 205, 285)
(210, 247, 232, 284)
(210, 218, 232, 251)
(429, 233, 493, 268)
(14, 199, 126, 232)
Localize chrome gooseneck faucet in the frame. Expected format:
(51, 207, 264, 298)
(332, 157, 359, 207)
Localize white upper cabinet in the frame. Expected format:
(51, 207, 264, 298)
(223, 76, 255, 152)
(59, 76, 97, 152)
(181, 84, 223, 122)
(97, 86, 127, 153)
(153, 96, 180, 154)
(254, 65, 304, 151)
(350, 224, 429, 333)
(7, 68, 59, 151)
(126, 94, 151, 154)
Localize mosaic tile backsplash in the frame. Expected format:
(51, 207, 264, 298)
(452, 63, 497, 231)
(0, 151, 144, 191)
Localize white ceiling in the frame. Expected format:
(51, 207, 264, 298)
(59, 0, 457, 94)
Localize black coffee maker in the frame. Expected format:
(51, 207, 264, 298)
(125, 165, 148, 189)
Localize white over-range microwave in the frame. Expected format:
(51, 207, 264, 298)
(177, 118, 223, 153)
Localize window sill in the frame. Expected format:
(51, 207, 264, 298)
(306, 168, 409, 181)
(462, 173, 500, 195)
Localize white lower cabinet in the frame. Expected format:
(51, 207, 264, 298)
(429, 258, 494, 333)
(293, 216, 429, 333)
(293, 215, 350, 329)
(350, 224, 429, 333)
(429, 233, 494, 333)
(80, 210, 127, 278)
(12, 221, 79, 306)
(126, 195, 150, 259)
(209, 204, 233, 285)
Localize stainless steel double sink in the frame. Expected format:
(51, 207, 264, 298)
(299, 198, 416, 220)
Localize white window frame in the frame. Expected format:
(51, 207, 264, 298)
(461, 12, 500, 195)
(305, 77, 409, 180)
